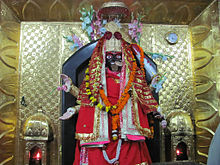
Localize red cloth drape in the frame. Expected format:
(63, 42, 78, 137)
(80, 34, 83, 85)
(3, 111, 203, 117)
(73, 71, 152, 165)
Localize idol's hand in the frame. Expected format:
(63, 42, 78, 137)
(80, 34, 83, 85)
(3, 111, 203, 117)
(152, 107, 167, 128)
(60, 74, 72, 92)
(161, 119, 167, 128)
(59, 107, 75, 120)
(152, 111, 167, 128)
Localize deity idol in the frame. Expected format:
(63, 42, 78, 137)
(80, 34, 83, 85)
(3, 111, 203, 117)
(60, 22, 166, 165)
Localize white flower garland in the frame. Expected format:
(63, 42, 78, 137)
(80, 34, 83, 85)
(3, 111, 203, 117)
(102, 139, 122, 164)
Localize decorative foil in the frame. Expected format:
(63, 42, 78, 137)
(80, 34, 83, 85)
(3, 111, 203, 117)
(190, 1, 220, 164)
(16, 22, 193, 164)
(0, 1, 219, 164)
(1, 0, 213, 24)
(0, 1, 20, 165)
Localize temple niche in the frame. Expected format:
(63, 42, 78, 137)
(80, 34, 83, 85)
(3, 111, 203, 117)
(0, 0, 219, 165)
(166, 111, 195, 161)
(22, 110, 54, 165)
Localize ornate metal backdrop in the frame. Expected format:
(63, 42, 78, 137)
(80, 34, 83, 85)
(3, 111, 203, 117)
(0, 2, 20, 165)
(189, 1, 220, 163)
(1, 0, 213, 24)
(0, 0, 219, 165)
(18, 22, 192, 164)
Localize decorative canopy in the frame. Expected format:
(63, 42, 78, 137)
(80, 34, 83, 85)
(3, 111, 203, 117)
(98, 1, 130, 21)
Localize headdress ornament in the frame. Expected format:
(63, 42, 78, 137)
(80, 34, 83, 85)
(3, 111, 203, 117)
(104, 22, 122, 52)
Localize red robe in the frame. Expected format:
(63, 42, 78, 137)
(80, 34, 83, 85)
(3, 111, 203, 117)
(73, 70, 153, 165)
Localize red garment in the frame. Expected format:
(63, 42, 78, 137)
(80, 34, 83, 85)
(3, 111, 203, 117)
(74, 70, 152, 165)
(74, 140, 152, 165)
(76, 67, 157, 137)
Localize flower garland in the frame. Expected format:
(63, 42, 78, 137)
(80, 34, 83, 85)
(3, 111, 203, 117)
(84, 46, 138, 132)
(82, 35, 149, 137)
(84, 54, 137, 112)
(130, 44, 146, 79)
(84, 67, 105, 111)
(99, 56, 137, 115)
(99, 48, 137, 131)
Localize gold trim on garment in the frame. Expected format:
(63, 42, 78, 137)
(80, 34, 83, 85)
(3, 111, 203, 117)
(138, 97, 157, 105)
(136, 78, 143, 83)
(136, 162, 148, 165)
(131, 86, 152, 137)
(75, 106, 101, 142)
(70, 84, 79, 97)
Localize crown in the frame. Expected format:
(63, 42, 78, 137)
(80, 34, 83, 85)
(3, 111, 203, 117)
(105, 35, 121, 52)
(104, 22, 122, 52)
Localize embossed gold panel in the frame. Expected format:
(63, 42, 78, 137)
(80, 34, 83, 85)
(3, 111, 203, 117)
(0, 1, 219, 165)
(1, 0, 213, 25)
(17, 22, 192, 164)
(0, 1, 20, 165)
(190, 1, 220, 164)
(17, 22, 91, 165)
(141, 25, 193, 118)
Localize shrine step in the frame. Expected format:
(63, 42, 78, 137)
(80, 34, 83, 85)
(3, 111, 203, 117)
(152, 162, 200, 165)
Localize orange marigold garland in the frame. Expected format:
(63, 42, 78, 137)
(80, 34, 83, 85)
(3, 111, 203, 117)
(129, 44, 146, 79)
(135, 44, 146, 78)
(99, 42, 137, 132)
(84, 38, 143, 139)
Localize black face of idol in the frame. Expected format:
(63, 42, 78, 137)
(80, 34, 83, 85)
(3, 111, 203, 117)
(105, 51, 122, 72)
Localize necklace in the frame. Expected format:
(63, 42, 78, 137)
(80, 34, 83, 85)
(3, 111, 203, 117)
(99, 58, 137, 115)
(84, 41, 145, 135)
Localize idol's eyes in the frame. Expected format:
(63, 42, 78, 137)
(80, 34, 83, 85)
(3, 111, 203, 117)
(116, 54, 122, 59)
(106, 54, 113, 59)
(106, 52, 122, 60)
